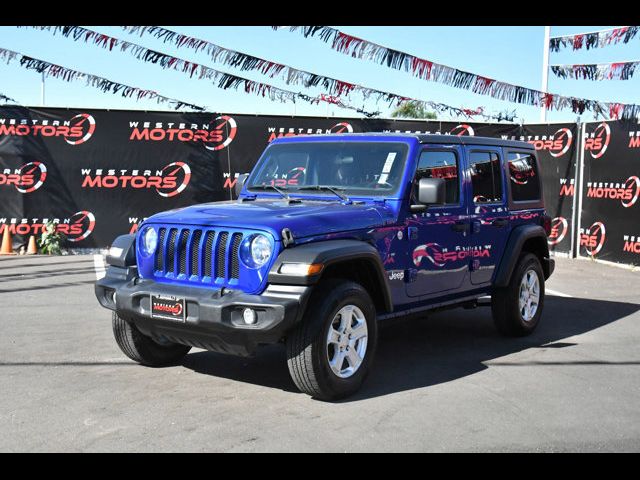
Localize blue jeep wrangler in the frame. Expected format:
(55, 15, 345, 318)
(96, 133, 554, 400)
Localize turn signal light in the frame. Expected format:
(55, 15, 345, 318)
(279, 263, 324, 276)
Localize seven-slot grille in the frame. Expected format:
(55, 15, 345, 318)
(153, 227, 244, 283)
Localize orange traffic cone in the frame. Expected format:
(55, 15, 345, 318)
(27, 235, 38, 255)
(0, 228, 16, 256)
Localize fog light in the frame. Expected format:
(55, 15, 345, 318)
(242, 308, 257, 325)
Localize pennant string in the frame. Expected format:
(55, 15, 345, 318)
(549, 26, 639, 52)
(18, 25, 513, 121)
(550, 60, 640, 81)
(0, 47, 206, 111)
(118, 25, 511, 121)
(271, 26, 640, 120)
(16, 26, 380, 118)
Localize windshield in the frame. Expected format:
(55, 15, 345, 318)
(246, 141, 409, 197)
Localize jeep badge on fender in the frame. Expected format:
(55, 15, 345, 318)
(96, 133, 555, 401)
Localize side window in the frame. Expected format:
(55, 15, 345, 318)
(507, 151, 541, 201)
(469, 151, 503, 204)
(414, 150, 459, 205)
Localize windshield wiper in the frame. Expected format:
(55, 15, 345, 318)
(295, 185, 351, 203)
(248, 184, 292, 201)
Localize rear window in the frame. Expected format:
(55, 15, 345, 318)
(507, 151, 541, 201)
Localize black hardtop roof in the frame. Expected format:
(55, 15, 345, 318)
(416, 133, 533, 149)
(298, 132, 534, 150)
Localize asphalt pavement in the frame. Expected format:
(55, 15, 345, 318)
(0, 253, 639, 452)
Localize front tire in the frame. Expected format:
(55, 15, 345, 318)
(286, 280, 378, 401)
(112, 312, 191, 366)
(491, 253, 545, 337)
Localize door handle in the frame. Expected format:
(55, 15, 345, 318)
(451, 221, 469, 233)
(492, 218, 508, 227)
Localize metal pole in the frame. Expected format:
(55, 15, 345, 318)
(574, 121, 586, 258)
(569, 121, 582, 258)
(540, 26, 550, 123)
(41, 71, 45, 106)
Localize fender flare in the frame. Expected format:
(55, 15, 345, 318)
(268, 239, 393, 312)
(106, 234, 136, 267)
(493, 224, 550, 287)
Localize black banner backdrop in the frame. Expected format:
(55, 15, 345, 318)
(579, 120, 640, 266)
(0, 106, 620, 263)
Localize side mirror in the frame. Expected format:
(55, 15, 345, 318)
(410, 177, 446, 212)
(235, 173, 250, 197)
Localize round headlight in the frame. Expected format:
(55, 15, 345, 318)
(141, 227, 158, 256)
(250, 234, 272, 268)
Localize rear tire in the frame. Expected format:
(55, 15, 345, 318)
(112, 312, 191, 366)
(286, 279, 377, 401)
(492, 253, 545, 337)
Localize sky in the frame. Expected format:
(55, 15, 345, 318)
(0, 25, 639, 124)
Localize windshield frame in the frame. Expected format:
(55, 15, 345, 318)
(244, 140, 412, 199)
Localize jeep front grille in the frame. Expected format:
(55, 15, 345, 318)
(152, 227, 243, 283)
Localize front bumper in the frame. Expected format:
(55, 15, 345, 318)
(95, 265, 310, 356)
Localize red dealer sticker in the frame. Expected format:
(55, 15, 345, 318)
(151, 294, 186, 322)
(412, 243, 491, 268)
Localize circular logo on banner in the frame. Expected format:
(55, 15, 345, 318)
(550, 128, 573, 158)
(329, 122, 354, 134)
(204, 115, 237, 151)
(584, 221, 606, 257)
(548, 217, 568, 246)
(413, 243, 445, 268)
(156, 162, 192, 198)
(15, 161, 47, 193)
(449, 124, 475, 136)
(621, 176, 640, 208)
(64, 113, 96, 146)
(67, 210, 96, 242)
(586, 122, 611, 159)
